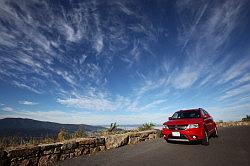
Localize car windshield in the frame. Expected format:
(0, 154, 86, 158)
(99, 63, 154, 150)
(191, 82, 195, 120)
(172, 110, 201, 119)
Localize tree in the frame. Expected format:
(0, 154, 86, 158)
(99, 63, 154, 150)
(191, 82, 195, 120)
(108, 122, 118, 132)
(242, 115, 250, 121)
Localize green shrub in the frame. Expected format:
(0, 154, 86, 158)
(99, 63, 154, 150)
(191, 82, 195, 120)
(138, 123, 155, 131)
(242, 115, 250, 122)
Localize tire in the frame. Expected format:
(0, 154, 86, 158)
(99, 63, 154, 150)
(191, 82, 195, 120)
(164, 138, 170, 143)
(201, 130, 209, 146)
(213, 127, 219, 138)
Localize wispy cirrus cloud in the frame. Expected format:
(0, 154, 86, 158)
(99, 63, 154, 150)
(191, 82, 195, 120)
(217, 56, 250, 85)
(57, 97, 114, 111)
(19, 100, 38, 105)
(174, 0, 246, 89)
(172, 67, 199, 89)
(2, 107, 14, 112)
(0, 0, 156, 97)
(219, 84, 250, 101)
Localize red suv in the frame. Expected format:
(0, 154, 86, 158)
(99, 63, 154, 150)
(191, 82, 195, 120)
(162, 108, 218, 145)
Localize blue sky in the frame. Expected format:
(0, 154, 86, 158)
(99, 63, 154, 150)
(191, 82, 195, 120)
(0, 0, 250, 125)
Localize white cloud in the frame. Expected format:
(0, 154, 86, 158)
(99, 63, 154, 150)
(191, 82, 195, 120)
(172, 69, 199, 89)
(218, 58, 250, 84)
(57, 97, 114, 111)
(19, 100, 38, 105)
(56, 70, 76, 85)
(140, 99, 167, 112)
(12, 81, 43, 94)
(208, 104, 250, 122)
(2, 107, 14, 112)
(219, 84, 250, 101)
(236, 73, 250, 84)
(94, 34, 104, 53)
(176, 0, 246, 87)
(116, 1, 134, 16)
(61, 23, 83, 42)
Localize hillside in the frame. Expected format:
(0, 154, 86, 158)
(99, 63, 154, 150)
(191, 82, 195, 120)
(0, 118, 105, 138)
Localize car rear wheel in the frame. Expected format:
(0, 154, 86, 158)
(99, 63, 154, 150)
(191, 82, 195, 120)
(201, 130, 209, 146)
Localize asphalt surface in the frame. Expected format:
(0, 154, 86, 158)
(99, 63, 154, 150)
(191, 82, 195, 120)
(58, 126, 250, 166)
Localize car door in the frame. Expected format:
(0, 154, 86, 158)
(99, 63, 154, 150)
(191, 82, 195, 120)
(202, 110, 213, 133)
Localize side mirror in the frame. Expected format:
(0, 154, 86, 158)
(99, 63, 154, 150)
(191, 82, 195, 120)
(203, 114, 209, 119)
(169, 117, 172, 120)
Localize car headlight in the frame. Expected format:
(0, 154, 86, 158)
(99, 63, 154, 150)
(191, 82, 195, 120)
(163, 125, 169, 129)
(187, 124, 199, 129)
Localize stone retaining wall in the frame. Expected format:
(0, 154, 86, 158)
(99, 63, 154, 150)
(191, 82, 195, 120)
(0, 130, 161, 166)
(216, 121, 250, 128)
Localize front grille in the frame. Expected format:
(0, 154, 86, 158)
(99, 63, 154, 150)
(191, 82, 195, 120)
(168, 125, 187, 130)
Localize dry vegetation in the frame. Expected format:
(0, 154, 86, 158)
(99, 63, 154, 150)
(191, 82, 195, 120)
(0, 127, 88, 149)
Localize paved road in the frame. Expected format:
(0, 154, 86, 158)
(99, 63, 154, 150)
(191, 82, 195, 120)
(59, 126, 250, 166)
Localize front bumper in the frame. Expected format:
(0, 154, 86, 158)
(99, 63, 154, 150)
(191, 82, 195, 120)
(162, 128, 204, 141)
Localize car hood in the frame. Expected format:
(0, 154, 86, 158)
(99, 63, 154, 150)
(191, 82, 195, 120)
(164, 118, 203, 125)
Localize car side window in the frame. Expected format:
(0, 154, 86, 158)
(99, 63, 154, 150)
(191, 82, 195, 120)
(202, 110, 207, 116)
(202, 110, 210, 118)
(172, 113, 179, 119)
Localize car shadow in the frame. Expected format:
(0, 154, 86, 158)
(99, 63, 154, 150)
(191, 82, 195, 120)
(166, 140, 201, 145)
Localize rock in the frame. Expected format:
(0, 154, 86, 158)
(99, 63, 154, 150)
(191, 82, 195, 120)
(11, 157, 38, 166)
(40, 143, 62, 155)
(149, 134, 157, 140)
(105, 134, 129, 149)
(60, 154, 70, 161)
(54, 147, 61, 154)
(7, 146, 40, 158)
(99, 146, 106, 151)
(61, 141, 78, 151)
(0, 149, 7, 159)
(128, 137, 140, 144)
(128, 132, 141, 138)
(39, 143, 62, 151)
(82, 147, 90, 155)
(96, 137, 105, 146)
(38, 154, 59, 166)
(69, 153, 75, 159)
(74, 147, 83, 157)
(90, 147, 100, 154)
(78, 138, 96, 145)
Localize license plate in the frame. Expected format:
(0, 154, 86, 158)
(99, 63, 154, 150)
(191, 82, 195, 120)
(172, 132, 180, 137)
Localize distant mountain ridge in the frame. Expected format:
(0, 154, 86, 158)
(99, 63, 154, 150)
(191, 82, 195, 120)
(0, 118, 106, 138)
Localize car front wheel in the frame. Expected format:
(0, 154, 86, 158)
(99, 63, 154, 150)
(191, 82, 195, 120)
(201, 130, 209, 146)
(213, 127, 219, 137)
